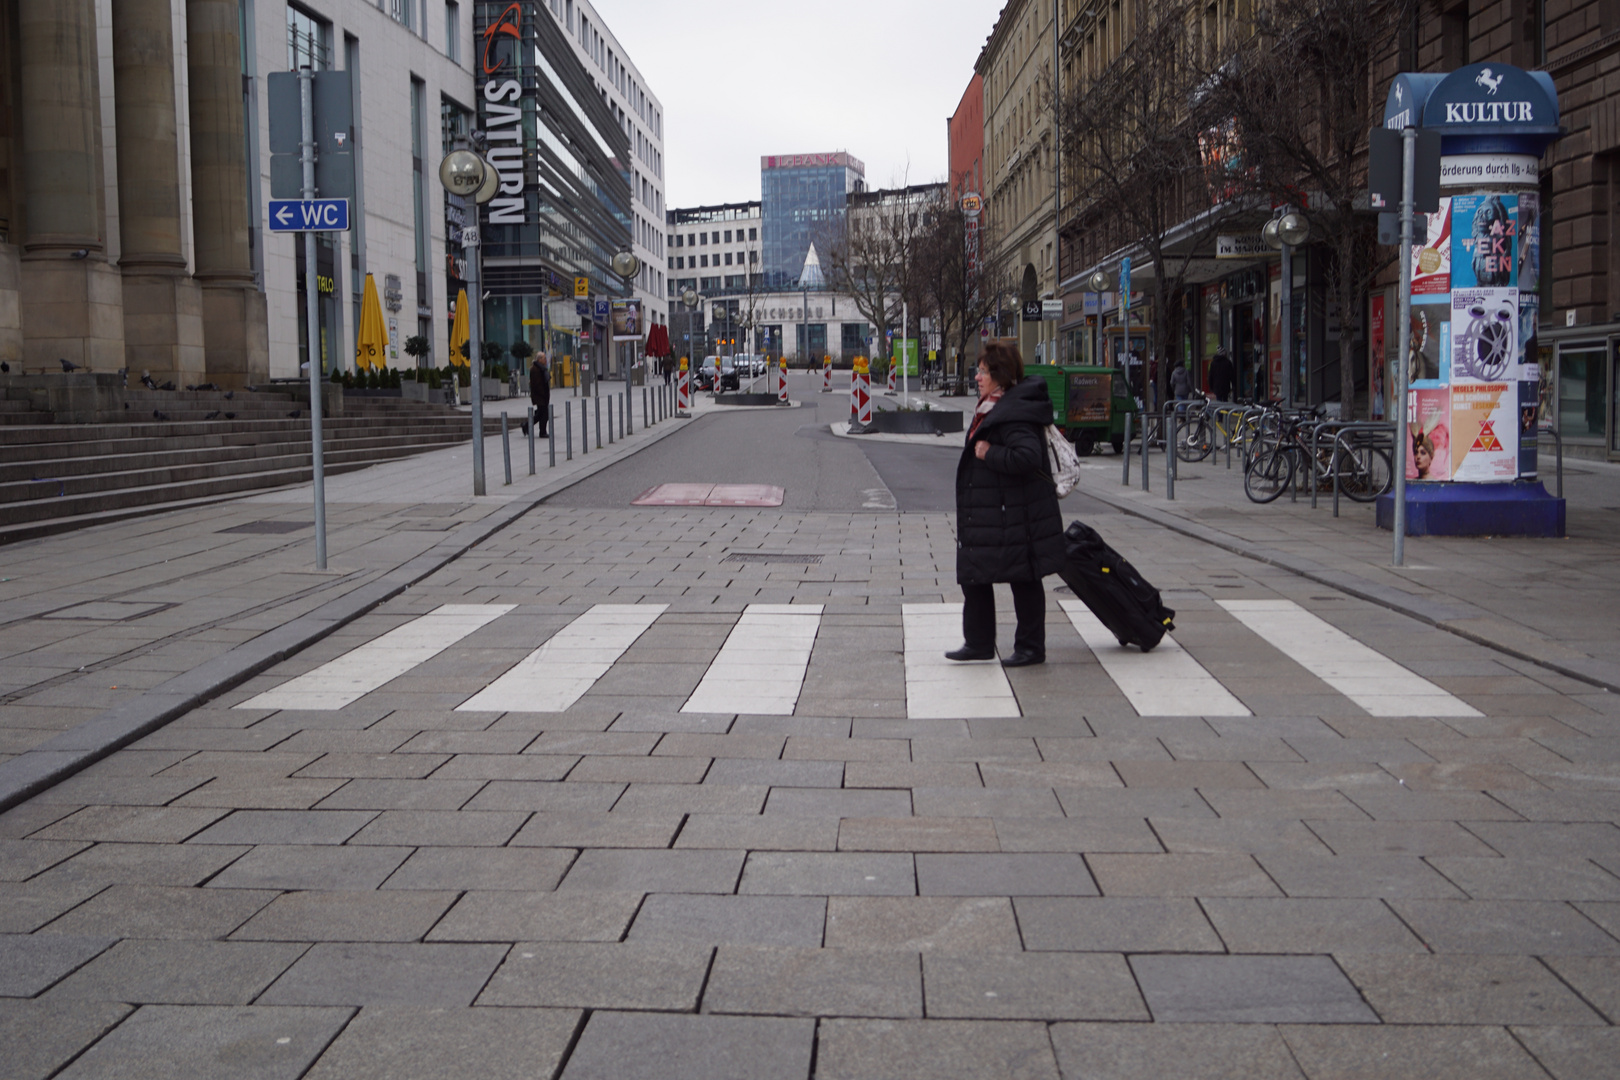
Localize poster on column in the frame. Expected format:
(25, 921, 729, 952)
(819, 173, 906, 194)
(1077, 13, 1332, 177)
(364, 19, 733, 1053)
(1408, 300, 1449, 386)
(1518, 380, 1539, 478)
(1407, 388, 1452, 481)
(1451, 193, 1518, 290)
(1410, 197, 1452, 296)
(1368, 295, 1386, 420)
(1451, 381, 1518, 481)
(1450, 287, 1518, 385)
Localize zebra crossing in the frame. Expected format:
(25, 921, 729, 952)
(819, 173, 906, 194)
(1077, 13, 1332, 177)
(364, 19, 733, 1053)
(238, 597, 1482, 720)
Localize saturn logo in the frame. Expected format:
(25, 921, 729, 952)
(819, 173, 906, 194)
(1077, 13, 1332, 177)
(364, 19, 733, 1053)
(482, 2, 522, 75)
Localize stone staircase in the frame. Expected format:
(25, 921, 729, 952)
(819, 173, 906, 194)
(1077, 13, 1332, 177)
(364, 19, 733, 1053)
(0, 388, 472, 542)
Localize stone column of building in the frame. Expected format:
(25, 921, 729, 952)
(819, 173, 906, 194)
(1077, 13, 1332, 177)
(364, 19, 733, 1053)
(0, 1, 23, 365)
(113, 0, 207, 386)
(17, 0, 125, 371)
(186, 0, 267, 387)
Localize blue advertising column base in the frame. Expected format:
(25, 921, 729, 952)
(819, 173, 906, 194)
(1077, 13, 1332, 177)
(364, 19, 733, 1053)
(1375, 481, 1565, 537)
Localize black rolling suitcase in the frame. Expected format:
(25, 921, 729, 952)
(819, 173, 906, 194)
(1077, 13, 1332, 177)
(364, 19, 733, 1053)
(1057, 521, 1176, 652)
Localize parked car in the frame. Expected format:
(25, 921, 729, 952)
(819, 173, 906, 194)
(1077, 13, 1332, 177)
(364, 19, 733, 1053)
(697, 355, 739, 392)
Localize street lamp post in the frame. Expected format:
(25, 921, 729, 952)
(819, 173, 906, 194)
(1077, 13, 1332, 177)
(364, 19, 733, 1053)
(438, 146, 499, 496)
(681, 286, 701, 385)
(1263, 209, 1310, 406)
(1087, 269, 1112, 368)
(611, 248, 640, 388)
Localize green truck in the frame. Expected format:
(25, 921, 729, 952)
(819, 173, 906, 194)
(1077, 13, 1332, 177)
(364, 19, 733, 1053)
(1028, 363, 1139, 456)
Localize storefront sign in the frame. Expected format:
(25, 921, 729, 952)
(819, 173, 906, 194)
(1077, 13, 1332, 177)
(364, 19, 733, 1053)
(478, 3, 527, 225)
(1440, 154, 1539, 188)
(1215, 234, 1269, 259)
(1041, 299, 1063, 320)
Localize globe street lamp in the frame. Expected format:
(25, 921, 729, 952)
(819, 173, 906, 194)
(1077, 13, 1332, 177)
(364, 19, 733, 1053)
(1264, 209, 1311, 404)
(607, 248, 640, 387)
(1087, 269, 1114, 366)
(680, 287, 702, 381)
(438, 146, 498, 496)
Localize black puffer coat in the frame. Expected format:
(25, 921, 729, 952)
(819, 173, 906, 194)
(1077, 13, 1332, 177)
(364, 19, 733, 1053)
(955, 376, 1066, 585)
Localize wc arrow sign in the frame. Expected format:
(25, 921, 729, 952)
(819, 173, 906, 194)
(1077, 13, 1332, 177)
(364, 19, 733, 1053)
(268, 198, 350, 232)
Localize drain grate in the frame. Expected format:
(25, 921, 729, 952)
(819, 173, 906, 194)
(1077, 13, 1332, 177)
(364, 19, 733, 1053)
(723, 552, 824, 564)
(218, 520, 312, 535)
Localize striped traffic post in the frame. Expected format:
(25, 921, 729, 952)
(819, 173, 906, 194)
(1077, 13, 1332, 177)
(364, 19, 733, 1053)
(886, 353, 896, 394)
(677, 356, 690, 415)
(821, 354, 831, 392)
(852, 356, 872, 427)
(777, 356, 789, 404)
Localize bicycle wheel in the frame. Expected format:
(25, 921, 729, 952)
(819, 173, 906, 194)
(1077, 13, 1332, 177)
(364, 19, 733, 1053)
(1175, 414, 1212, 462)
(1244, 445, 1295, 503)
(1338, 446, 1393, 502)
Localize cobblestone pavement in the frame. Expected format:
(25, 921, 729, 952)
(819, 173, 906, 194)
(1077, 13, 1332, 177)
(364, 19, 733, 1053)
(1, 373, 1618, 1078)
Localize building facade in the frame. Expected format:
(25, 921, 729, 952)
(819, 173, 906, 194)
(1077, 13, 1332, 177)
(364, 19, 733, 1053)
(667, 201, 762, 359)
(949, 74, 985, 201)
(977, 0, 1060, 364)
(760, 152, 866, 290)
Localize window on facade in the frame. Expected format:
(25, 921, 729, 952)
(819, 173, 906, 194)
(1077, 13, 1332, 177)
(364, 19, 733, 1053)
(287, 4, 331, 69)
(445, 2, 459, 63)
(700, 255, 708, 267)
(724, 230, 732, 242)
(749, 251, 757, 264)
(700, 232, 707, 244)
(724, 253, 732, 265)
(410, 79, 427, 277)
(390, 0, 414, 33)
(749, 228, 757, 241)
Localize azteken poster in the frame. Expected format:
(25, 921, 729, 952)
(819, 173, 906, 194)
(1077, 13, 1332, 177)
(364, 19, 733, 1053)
(1451, 194, 1518, 290)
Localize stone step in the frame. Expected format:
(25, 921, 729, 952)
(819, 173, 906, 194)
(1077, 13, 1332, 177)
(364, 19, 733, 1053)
(0, 415, 471, 458)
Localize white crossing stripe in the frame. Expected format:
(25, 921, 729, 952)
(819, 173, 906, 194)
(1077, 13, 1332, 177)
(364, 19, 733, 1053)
(903, 603, 1021, 719)
(458, 603, 667, 713)
(1218, 599, 1481, 717)
(238, 604, 514, 711)
(683, 604, 823, 715)
(1060, 601, 1251, 717)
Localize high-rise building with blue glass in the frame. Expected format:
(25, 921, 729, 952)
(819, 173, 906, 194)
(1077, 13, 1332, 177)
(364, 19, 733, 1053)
(760, 153, 866, 289)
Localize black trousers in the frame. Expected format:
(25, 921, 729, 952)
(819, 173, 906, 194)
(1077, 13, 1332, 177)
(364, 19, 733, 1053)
(961, 580, 1046, 655)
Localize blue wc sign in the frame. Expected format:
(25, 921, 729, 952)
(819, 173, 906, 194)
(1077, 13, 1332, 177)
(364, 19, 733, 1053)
(1376, 63, 1566, 537)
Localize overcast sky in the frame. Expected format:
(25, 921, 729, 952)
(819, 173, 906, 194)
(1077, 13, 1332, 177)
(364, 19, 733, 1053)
(597, 0, 994, 208)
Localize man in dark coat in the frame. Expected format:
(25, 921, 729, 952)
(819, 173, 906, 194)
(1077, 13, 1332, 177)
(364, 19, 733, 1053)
(525, 354, 550, 436)
(951, 343, 1066, 667)
(1206, 350, 1235, 402)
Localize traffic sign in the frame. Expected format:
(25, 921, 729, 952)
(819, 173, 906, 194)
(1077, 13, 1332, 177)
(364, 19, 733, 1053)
(268, 198, 350, 232)
(594, 299, 610, 323)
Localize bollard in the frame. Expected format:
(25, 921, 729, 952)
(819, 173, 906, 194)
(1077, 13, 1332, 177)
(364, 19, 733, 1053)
(595, 395, 603, 449)
(1166, 408, 1176, 501)
(1122, 411, 1132, 486)
(606, 395, 614, 445)
(677, 358, 690, 414)
(642, 386, 648, 430)
(778, 356, 789, 404)
(852, 356, 872, 427)
(580, 396, 588, 455)
(548, 404, 555, 467)
(626, 388, 633, 436)
(1141, 412, 1149, 493)
(822, 354, 831, 392)
(501, 412, 512, 486)
(527, 405, 536, 475)
(565, 400, 573, 461)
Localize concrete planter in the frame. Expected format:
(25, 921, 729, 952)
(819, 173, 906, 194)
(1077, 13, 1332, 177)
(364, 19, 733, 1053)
(714, 393, 780, 407)
(401, 380, 429, 403)
(865, 409, 963, 434)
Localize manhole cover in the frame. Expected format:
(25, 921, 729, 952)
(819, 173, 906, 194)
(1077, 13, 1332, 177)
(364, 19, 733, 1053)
(218, 520, 312, 535)
(723, 553, 824, 564)
(632, 484, 784, 507)
(43, 601, 175, 621)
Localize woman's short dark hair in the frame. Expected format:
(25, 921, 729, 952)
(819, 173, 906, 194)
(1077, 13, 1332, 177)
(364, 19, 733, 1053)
(979, 342, 1024, 389)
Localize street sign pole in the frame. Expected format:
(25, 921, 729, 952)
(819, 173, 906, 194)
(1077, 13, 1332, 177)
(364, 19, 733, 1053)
(466, 224, 485, 497)
(1392, 127, 1417, 568)
(299, 66, 327, 570)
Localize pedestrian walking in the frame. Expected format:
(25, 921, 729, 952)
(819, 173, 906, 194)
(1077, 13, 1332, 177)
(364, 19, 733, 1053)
(948, 342, 1065, 668)
(1170, 361, 1193, 401)
(525, 353, 550, 436)
(1206, 349, 1236, 402)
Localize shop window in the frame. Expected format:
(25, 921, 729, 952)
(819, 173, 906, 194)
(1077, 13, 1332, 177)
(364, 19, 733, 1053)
(1558, 346, 1607, 440)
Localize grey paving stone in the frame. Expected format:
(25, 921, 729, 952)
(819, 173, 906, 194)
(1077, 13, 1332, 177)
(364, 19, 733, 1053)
(558, 849, 744, 893)
(734, 716, 850, 738)
(509, 812, 682, 848)
(53, 1004, 352, 1080)
(1428, 856, 1620, 900)
(1051, 1022, 1306, 1080)
(32, 775, 210, 807)
(979, 762, 1122, 788)
(348, 810, 529, 847)
(763, 788, 912, 818)
(34, 843, 251, 892)
(232, 890, 458, 942)
(912, 787, 1066, 819)
(1014, 897, 1224, 953)
(43, 884, 278, 941)
(1511, 1026, 1620, 1080)
(816, 1018, 1060, 1080)
(1152, 818, 1331, 856)
(34, 805, 230, 844)
(0, 802, 82, 841)
(781, 736, 908, 762)
(462, 780, 625, 814)
(915, 853, 1097, 897)
(1201, 898, 1428, 954)
(842, 762, 982, 788)
(429, 754, 577, 781)
(838, 817, 998, 852)
(293, 752, 449, 779)
(910, 737, 1040, 763)
(1280, 1024, 1540, 1080)
(1113, 760, 1262, 789)
(477, 941, 711, 1009)
(1244, 762, 1401, 790)
(703, 945, 921, 1018)
(171, 777, 350, 810)
(627, 895, 825, 947)
(654, 733, 787, 760)
(1054, 788, 1216, 818)
(1337, 953, 1606, 1025)
(704, 758, 843, 787)
(1281, 736, 1434, 763)
(1462, 821, 1620, 861)
(392, 731, 539, 755)
(1198, 789, 1371, 820)
(381, 847, 577, 891)
(1542, 956, 1620, 1024)
(853, 720, 969, 739)
(823, 897, 1022, 953)
(1304, 820, 1499, 857)
(0, 839, 90, 882)
(612, 783, 768, 815)
(1257, 853, 1467, 899)
(1345, 789, 1524, 821)
(923, 952, 1147, 1021)
(303, 1005, 582, 1080)
(1130, 955, 1377, 1024)
(1086, 853, 1282, 897)
(186, 810, 377, 846)
(674, 813, 839, 851)
(1037, 736, 1170, 762)
(45, 940, 308, 1005)
(992, 817, 1162, 854)
(257, 942, 508, 1006)
(0, 998, 132, 1080)
(739, 852, 915, 896)
(526, 731, 660, 756)
(312, 779, 486, 811)
(568, 755, 712, 784)
(206, 846, 413, 892)
(0, 933, 115, 997)
(427, 891, 642, 942)
(1393, 899, 1620, 955)
(559, 1011, 813, 1080)
(0, 879, 106, 934)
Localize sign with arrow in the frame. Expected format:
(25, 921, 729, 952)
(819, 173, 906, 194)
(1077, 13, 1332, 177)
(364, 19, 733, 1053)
(268, 199, 350, 233)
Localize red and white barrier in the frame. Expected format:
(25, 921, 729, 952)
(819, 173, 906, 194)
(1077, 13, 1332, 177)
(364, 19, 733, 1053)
(852, 356, 872, 426)
(821, 354, 831, 392)
(886, 354, 896, 394)
(677, 357, 690, 413)
(778, 356, 789, 404)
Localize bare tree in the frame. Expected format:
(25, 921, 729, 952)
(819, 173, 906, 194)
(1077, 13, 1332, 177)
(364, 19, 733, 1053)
(914, 201, 1013, 393)
(1198, 0, 1409, 416)
(819, 184, 941, 364)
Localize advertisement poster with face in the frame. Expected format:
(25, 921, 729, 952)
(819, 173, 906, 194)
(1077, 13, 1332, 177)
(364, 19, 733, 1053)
(1450, 287, 1518, 384)
(611, 300, 642, 341)
(1451, 381, 1518, 481)
(1407, 388, 1451, 481)
(1408, 301, 1449, 385)
(1411, 198, 1452, 296)
(1451, 193, 1518, 289)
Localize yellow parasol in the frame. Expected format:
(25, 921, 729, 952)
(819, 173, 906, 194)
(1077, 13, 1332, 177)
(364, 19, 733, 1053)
(355, 273, 388, 372)
(450, 288, 471, 368)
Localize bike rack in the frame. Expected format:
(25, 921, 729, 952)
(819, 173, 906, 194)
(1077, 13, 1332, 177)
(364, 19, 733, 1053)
(1328, 422, 1397, 517)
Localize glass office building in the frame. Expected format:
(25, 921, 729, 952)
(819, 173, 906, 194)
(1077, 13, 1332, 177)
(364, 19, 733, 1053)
(760, 152, 865, 289)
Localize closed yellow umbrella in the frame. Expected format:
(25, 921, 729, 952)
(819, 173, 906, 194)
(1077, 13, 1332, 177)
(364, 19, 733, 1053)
(449, 288, 470, 368)
(355, 273, 388, 372)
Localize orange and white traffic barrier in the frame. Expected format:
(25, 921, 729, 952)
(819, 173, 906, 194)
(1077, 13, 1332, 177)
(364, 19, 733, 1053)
(821, 354, 832, 392)
(852, 356, 872, 426)
(778, 356, 789, 404)
(677, 357, 690, 413)
(886, 354, 897, 393)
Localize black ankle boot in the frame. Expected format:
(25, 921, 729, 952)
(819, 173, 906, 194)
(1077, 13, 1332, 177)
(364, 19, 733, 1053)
(945, 645, 995, 662)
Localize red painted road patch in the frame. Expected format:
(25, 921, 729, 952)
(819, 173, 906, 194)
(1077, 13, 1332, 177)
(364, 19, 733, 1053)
(632, 483, 785, 507)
